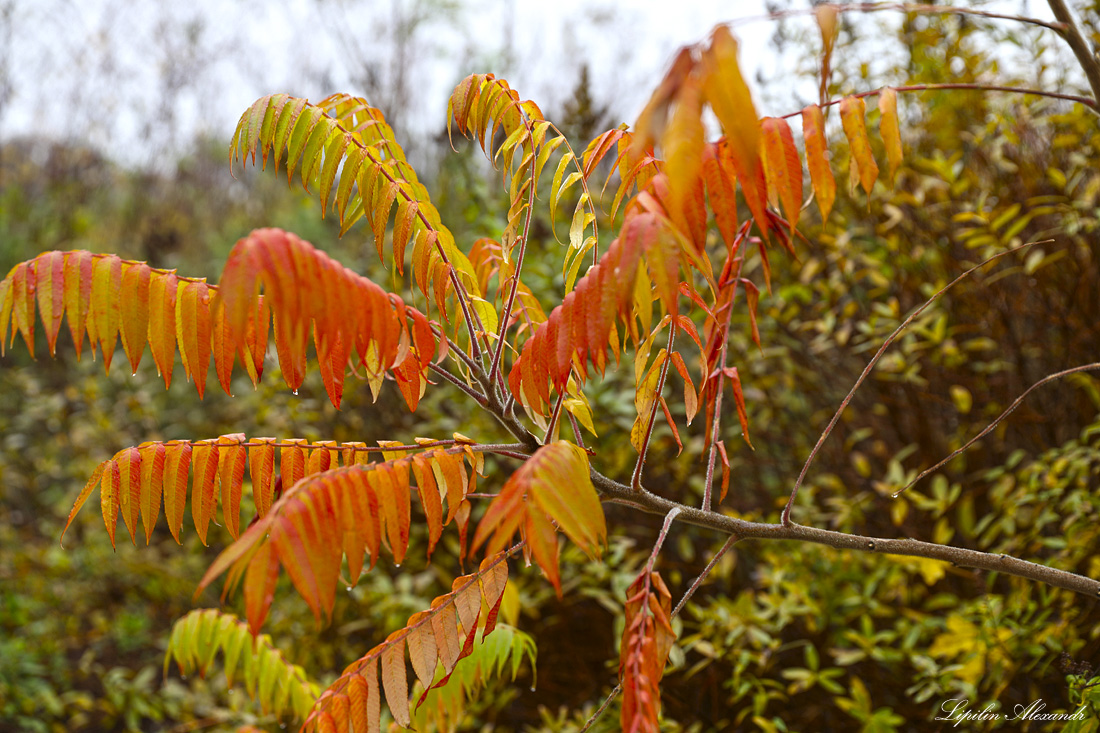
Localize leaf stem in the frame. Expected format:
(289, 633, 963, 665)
(631, 323, 677, 492)
(567, 410, 586, 449)
(702, 255, 744, 511)
(646, 507, 682, 574)
(543, 390, 568, 445)
(489, 142, 538, 387)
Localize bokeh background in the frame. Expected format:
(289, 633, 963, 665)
(4, 1, 1100, 731)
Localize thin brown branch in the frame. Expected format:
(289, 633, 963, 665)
(429, 362, 488, 406)
(778, 83, 1098, 118)
(726, 2, 1068, 33)
(489, 128, 539, 387)
(671, 535, 740, 617)
(703, 256, 744, 512)
(646, 508, 682, 574)
(543, 389, 568, 445)
(592, 470, 1100, 598)
(567, 410, 586, 449)
(897, 362, 1100, 495)
(579, 683, 622, 733)
(780, 239, 1050, 525)
(1047, 0, 1100, 114)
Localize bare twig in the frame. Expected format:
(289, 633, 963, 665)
(567, 410, 586, 449)
(726, 2, 1068, 34)
(592, 470, 1100, 598)
(543, 389, 568, 445)
(1046, 0, 1100, 115)
(647, 507, 682, 573)
(672, 535, 740, 617)
(897, 362, 1100, 495)
(579, 683, 622, 733)
(489, 139, 538, 386)
(780, 240, 1051, 525)
(429, 362, 488, 405)
(778, 83, 1098, 118)
(702, 256, 745, 512)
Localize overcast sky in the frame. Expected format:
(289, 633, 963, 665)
(0, 0, 1068, 168)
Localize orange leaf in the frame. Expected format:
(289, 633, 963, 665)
(116, 447, 142, 546)
(101, 459, 120, 548)
(163, 441, 192, 543)
(661, 73, 705, 244)
(406, 621, 438, 690)
(347, 669, 380, 733)
(218, 435, 247, 539)
(724, 366, 754, 450)
(248, 438, 276, 518)
(281, 439, 307, 489)
(801, 104, 836, 221)
(381, 634, 410, 728)
(702, 27, 768, 242)
(760, 117, 802, 237)
(840, 96, 879, 196)
(524, 508, 561, 596)
(91, 255, 123, 370)
(138, 442, 166, 544)
(62, 461, 107, 547)
(669, 351, 698, 424)
(702, 142, 739, 251)
(412, 453, 444, 556)
(119, 262, 151, 374)
(191, 441, 219, 545)
(244, 540, 280, 635)
(175, 279, 212, 398)
(147, 271, 178, 387)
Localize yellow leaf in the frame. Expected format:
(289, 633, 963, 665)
(878, 88, 903, 185)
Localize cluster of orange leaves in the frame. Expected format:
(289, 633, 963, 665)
(0, 229, 437, 409)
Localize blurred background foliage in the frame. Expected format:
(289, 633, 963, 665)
(3, 1, 1100, 731)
